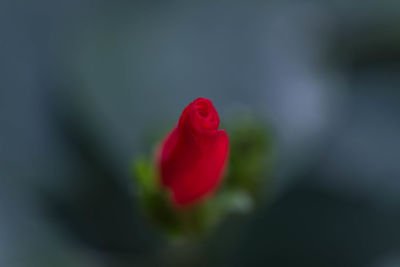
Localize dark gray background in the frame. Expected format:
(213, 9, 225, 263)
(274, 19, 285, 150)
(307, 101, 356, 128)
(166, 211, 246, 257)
(1, 1, 400, 266)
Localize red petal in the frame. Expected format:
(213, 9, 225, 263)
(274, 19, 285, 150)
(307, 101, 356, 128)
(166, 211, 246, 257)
(158, 98, 229, 206)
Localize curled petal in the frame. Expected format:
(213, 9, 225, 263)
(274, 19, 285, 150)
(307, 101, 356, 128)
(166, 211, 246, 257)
(158, 98, 229, 206)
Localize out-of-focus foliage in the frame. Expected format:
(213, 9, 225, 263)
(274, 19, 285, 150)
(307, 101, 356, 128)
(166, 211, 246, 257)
(225, 118, 274, 200)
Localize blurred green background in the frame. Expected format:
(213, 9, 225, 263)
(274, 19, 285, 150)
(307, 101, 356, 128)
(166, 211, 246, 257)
(1, 0, 400, 266)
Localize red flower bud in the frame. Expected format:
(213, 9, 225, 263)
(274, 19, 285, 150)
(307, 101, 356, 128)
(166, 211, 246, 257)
(157, 98, 229, 206)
